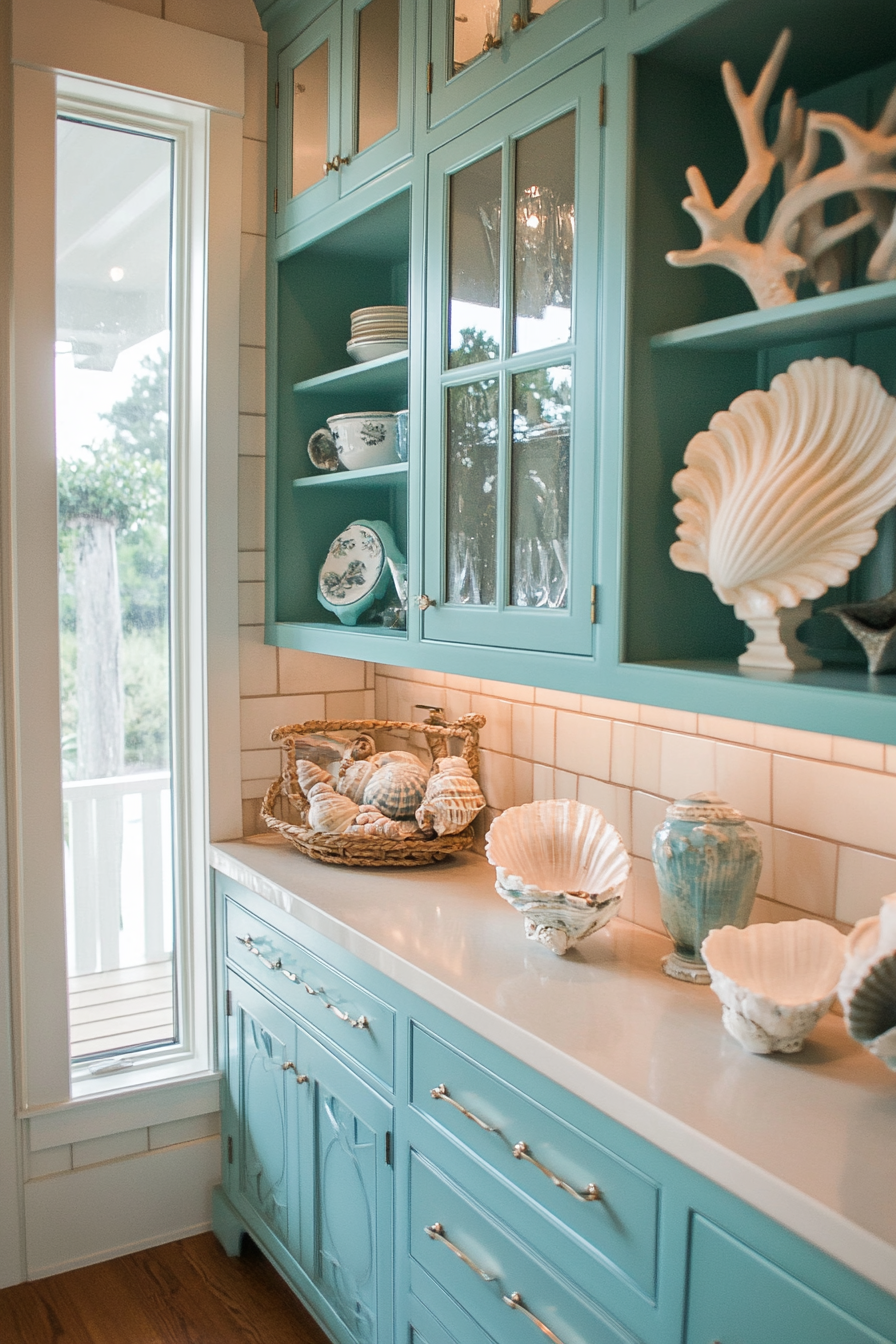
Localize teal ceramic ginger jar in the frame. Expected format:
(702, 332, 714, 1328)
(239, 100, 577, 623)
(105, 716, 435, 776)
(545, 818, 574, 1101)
(651, 792, 762, 984)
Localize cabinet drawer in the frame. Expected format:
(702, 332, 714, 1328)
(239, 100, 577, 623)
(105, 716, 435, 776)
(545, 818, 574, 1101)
(410, 1150, 633, 1344)
(686, 1216, 894, 1344)
(410, 1023, 658, 1298)
(224, 897, 394, 1088)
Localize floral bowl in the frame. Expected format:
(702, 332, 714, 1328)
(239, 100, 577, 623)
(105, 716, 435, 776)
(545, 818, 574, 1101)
(326, 412, 400, 471)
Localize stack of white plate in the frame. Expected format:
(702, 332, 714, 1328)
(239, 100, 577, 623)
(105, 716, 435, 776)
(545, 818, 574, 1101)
(347, 305, 408, 363)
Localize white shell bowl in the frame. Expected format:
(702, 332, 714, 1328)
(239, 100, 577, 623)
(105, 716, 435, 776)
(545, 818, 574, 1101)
(485, 799, 631, 956)
(702, 920, 846, 1054)
(838, 893, 896, 1070)
(326, 412, 400, 469)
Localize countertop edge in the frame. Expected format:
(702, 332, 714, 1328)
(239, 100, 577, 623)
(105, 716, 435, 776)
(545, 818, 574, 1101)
(209, 842, 896, 1297)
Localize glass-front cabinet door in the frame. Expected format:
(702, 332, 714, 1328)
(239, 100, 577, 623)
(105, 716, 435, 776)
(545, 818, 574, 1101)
(277, 0, 413, 235)
(422, 60, 602, 656)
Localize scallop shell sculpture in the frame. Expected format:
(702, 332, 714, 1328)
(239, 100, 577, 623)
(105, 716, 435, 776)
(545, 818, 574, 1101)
(485, 799, 631, 956)
(701, 920, 846, 1054)
(362, 757, 430, 820)
(670, 358, 896, 671)
(416, 757, 486, 836)
(838, 893, 896, 1070)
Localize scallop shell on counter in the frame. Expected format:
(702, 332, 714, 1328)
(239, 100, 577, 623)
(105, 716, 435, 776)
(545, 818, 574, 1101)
(485, 799, 631, 956)
(416, 757, 486, 836)
(362, 758, 430, 820)
(702, 920, 846, 1054)
(670, 358, 896, 620)
(838, 893, 896, 1070)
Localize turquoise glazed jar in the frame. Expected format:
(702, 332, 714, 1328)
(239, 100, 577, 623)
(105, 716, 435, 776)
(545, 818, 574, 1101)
(652, 792, 762, 984)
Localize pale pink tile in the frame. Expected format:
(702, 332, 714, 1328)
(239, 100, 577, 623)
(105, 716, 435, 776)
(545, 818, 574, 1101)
(237, 456, 264, 550)
(480, 679, 535, 702)
(577, 778, 632, 850)
(326, 691, 368, 719)
(240, 694, 326, 751)
(749, 896, 839, 928)
(478, 749, 514, 811)
(386, 677, 414, 722)
(239, 628, 277, 697)
(376, 663, 414, 680)
(580, 694, 639, 722)
(750, 821, 774, 898)
(534, 687, 581, 711)
(363, 689, 376, 717)
(444, 688, 472, 721)
(633, 725, 662, 794)
(532, 764, 554, 800)
(715, 743, 771, 822)
(697, 713, 755, 745)
(553, 770, 577, 800)
(242, 776, 275, 800)
(832, 737, 886, 771)
(241, 748, 280, 783)
(617, 874, 635, 923)
(238, 414, 265, 457)
(632, 857, 666, 936)
(771, 829, 837, 918)
(610, 721, 636, 787)
(278, 649, 366, 695)
(835, 847, 896, 924)
(886, 745, 896, 774)
(238, 581, 264, 625)
(555, 711, 612, 779)
(512, 703, 534, 759)
(631, 791, 667, 860)
(532, 706, 555, 765)
(445, 673, 480, 693)
(639, 704, 698, 733)
(659, 731, 715, 801)
(238, 344, 265, 416)
(772, 755, 896, 856)
(755, 724, 832, 760)
(512, 759, 534, 806)
(374, 678, 388, 718)
(479, 698, 513, 754)
(365, 664, 376, 689)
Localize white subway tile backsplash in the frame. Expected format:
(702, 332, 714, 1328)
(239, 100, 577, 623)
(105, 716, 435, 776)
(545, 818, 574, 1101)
(577, 777, 632, 850)
(511, 702, 534, 759)
(659, 731, 715, 801)
(532, 706, 555, 766)
(632, 725, 662, 794)
(238, 344, 266, 417)
(238, 581, 265, 625)
(240, 694, 326, 751)
(241, 136, 266, 235)
(771, 829, 837, 918)
(697, 713, 755, 745)
(555, 711, 611, 779)
(479, 749, 515, 810)
(580, 694, 639, 722)
(512, 758, 534, 807)
(835, 847, 896, 924)
(755, 724, 832, 760)
(715, 742, 771, 822)
(773, 755, 896, 856)
(480, 679, 535, 702)
(239, 627, 277, 697)
(240, 747, 280, 784)
(326, 690, 372, 719)
(554, 770, 578, 800)
(610, 720, 636, 787)
(479, 698, 513, 754)
(639, 704, 698, 733)
(239, 233, 266, 348)
(238, 455, 265, 551)
(238, 413, 265, 456)
(532, 764, 554, 800)
(631, 791, 667, 860)
(832, 736, 886, 771)
(278, 649, 366, 696)
(445, 673, 480, 693)
(750, 820, 774, 897)
(238, 550, 265, 582)
(535, 687, 581, 711)
(632, 857, 665, 936)
(445, 688, 473, 721)
(886, 745, 896, 774)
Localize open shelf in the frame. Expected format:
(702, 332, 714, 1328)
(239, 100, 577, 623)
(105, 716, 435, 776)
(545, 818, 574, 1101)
(293, 350, 408, 398)
(651, 281, 896, 353)
(293, 462, 407, 490)
(273, 620, 407, 639)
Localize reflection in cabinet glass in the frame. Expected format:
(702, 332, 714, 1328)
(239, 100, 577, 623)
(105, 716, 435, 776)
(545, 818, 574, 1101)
(356, 0, 400, 154)
(293, 43, 330, 198)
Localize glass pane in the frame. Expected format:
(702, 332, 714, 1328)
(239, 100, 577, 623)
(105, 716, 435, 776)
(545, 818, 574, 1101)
(357, 0, 400, 154)
(514, 112, 575, 353)
(446, 379, 499, 605)
(293, 42, 329, 198)
(527, 0, 564, 16)
(451, 0, 500, 75)
(448, 150, 502, 368)
(56, 117, 176, 1061)
(510, 365, 571, 608)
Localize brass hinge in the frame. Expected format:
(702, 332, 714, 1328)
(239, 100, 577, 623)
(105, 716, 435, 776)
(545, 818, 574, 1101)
(273, 188, 278, 214)
(227, 1136, 234, 1164)
(599, 83, 606, 127)
(426, 62, 433, 95)
(225, 989, 233, 1017)
(591, 584, 599, 624)
(274, 80, 280, 108)
(385, 1131, 392, 1165)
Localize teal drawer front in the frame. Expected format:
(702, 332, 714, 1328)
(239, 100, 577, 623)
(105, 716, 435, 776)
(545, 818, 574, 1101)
(686, 1216, 895, 1344)
(410, 1022, 658, 1298)
(224, 896, 394, 1088)
(410, 1150, 637, 1344)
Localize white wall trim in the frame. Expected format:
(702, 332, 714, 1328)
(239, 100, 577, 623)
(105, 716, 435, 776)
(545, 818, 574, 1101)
(27, 1074, 222, 1152)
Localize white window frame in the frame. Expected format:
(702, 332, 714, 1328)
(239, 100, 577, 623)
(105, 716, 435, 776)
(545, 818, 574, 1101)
(6, 0, 244, 1127)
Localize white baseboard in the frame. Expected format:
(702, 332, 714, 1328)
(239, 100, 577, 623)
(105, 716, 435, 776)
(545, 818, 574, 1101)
(24, 1135, 221, 1279)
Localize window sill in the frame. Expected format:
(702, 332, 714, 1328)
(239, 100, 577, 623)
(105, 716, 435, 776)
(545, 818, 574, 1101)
(22, 1070, 222, 1151)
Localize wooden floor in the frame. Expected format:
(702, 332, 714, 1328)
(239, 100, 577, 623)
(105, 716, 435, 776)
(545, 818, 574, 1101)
(0, 1233, 330, 1344)
(69, 960, 175, 1060)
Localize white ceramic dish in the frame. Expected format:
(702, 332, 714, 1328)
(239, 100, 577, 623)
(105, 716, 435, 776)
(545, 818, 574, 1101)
(702, 920, 846, 1054)
(346, 339, 408, 363)
(326, 412, 400, 470)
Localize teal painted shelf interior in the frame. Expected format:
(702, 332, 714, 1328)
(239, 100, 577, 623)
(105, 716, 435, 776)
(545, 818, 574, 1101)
(293, 462, 408, 490)
(293, 350, 408, 397)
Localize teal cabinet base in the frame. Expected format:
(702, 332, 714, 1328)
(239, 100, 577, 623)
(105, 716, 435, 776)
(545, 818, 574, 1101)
(211, 1185, 246, 1259)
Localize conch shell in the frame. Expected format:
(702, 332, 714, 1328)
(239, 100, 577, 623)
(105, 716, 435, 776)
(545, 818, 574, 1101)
(362, 757, 429, 819)
(671, 358, 896, 620)
(296, 759, 359, 834)
(347, 805, 422, 839)
(416, 757, 485, 836)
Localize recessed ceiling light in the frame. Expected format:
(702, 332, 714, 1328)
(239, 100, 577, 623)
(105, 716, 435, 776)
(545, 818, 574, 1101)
(109, 266, 124, 282)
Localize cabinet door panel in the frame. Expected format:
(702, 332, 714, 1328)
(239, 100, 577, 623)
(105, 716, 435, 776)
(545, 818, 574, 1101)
(277, 5, 342, 235)
(338, 0, 414, 197)
(423, 60, 601, 655)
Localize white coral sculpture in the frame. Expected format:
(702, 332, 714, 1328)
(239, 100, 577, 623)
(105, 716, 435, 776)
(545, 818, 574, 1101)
(670, 357, 896, 671)
(666, 29, 896, 308)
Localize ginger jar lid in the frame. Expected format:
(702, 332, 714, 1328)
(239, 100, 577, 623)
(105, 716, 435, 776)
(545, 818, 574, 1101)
(665, 791, 745, 822)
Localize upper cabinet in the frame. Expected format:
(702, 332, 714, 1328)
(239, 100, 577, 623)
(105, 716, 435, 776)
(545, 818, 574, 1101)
(276, 0, 414, 234)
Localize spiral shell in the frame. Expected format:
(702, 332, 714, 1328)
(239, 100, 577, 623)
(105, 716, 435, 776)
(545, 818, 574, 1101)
(670, 358, 896, 618)
(416, 757, 486, 836)
(296, 759, 360, 833)
(362, 758, 429, 819)
(838, 894, 896, 1069)
(347, 806, 422, 838)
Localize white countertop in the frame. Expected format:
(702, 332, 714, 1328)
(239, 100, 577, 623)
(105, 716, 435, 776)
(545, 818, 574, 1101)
(210, 838, 896, 1296)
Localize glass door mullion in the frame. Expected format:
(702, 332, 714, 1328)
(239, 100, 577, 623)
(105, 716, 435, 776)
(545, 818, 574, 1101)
(495, 135, 515, 616)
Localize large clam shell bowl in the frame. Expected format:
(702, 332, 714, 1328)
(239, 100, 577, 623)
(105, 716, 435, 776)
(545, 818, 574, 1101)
(702, 920, 846, 1054)
(485, 799, 631, 956)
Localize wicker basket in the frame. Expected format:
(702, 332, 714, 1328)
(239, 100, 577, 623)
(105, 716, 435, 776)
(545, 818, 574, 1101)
(261, 713, 486, 867)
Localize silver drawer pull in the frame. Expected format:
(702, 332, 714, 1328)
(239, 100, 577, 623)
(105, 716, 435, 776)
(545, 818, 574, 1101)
(424, 1223, 495, 1282)
(512, 1141, 600, 1203)
(281, 970, 369, 1029)
(237, 935, 281, 971)
(503, 1292, 566, 1344)
(281, 1062, 309, 1084)
(430, 1084, 497, 1131)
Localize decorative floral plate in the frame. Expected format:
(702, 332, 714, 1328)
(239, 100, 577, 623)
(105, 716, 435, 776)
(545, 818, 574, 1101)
(317, 519, 405, 626)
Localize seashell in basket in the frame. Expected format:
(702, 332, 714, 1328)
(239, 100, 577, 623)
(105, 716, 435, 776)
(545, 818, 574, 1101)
(485, 799, 631, 956)
(295, 760, 360, 834)
(416, 757, 486, 836)
(670, 358, 896, 672)
(702, 920, 846, 1054)
(347, 806, 422, 839)
(346, 734, 377, 761)
(838, 893, 896, 1070)
(363, 758, 430, 819)
(369, 749, 427, 769)
(338, 758, 379, 804)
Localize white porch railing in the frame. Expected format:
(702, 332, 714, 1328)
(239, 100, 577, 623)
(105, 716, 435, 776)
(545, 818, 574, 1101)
(63, 770, 172, 979)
